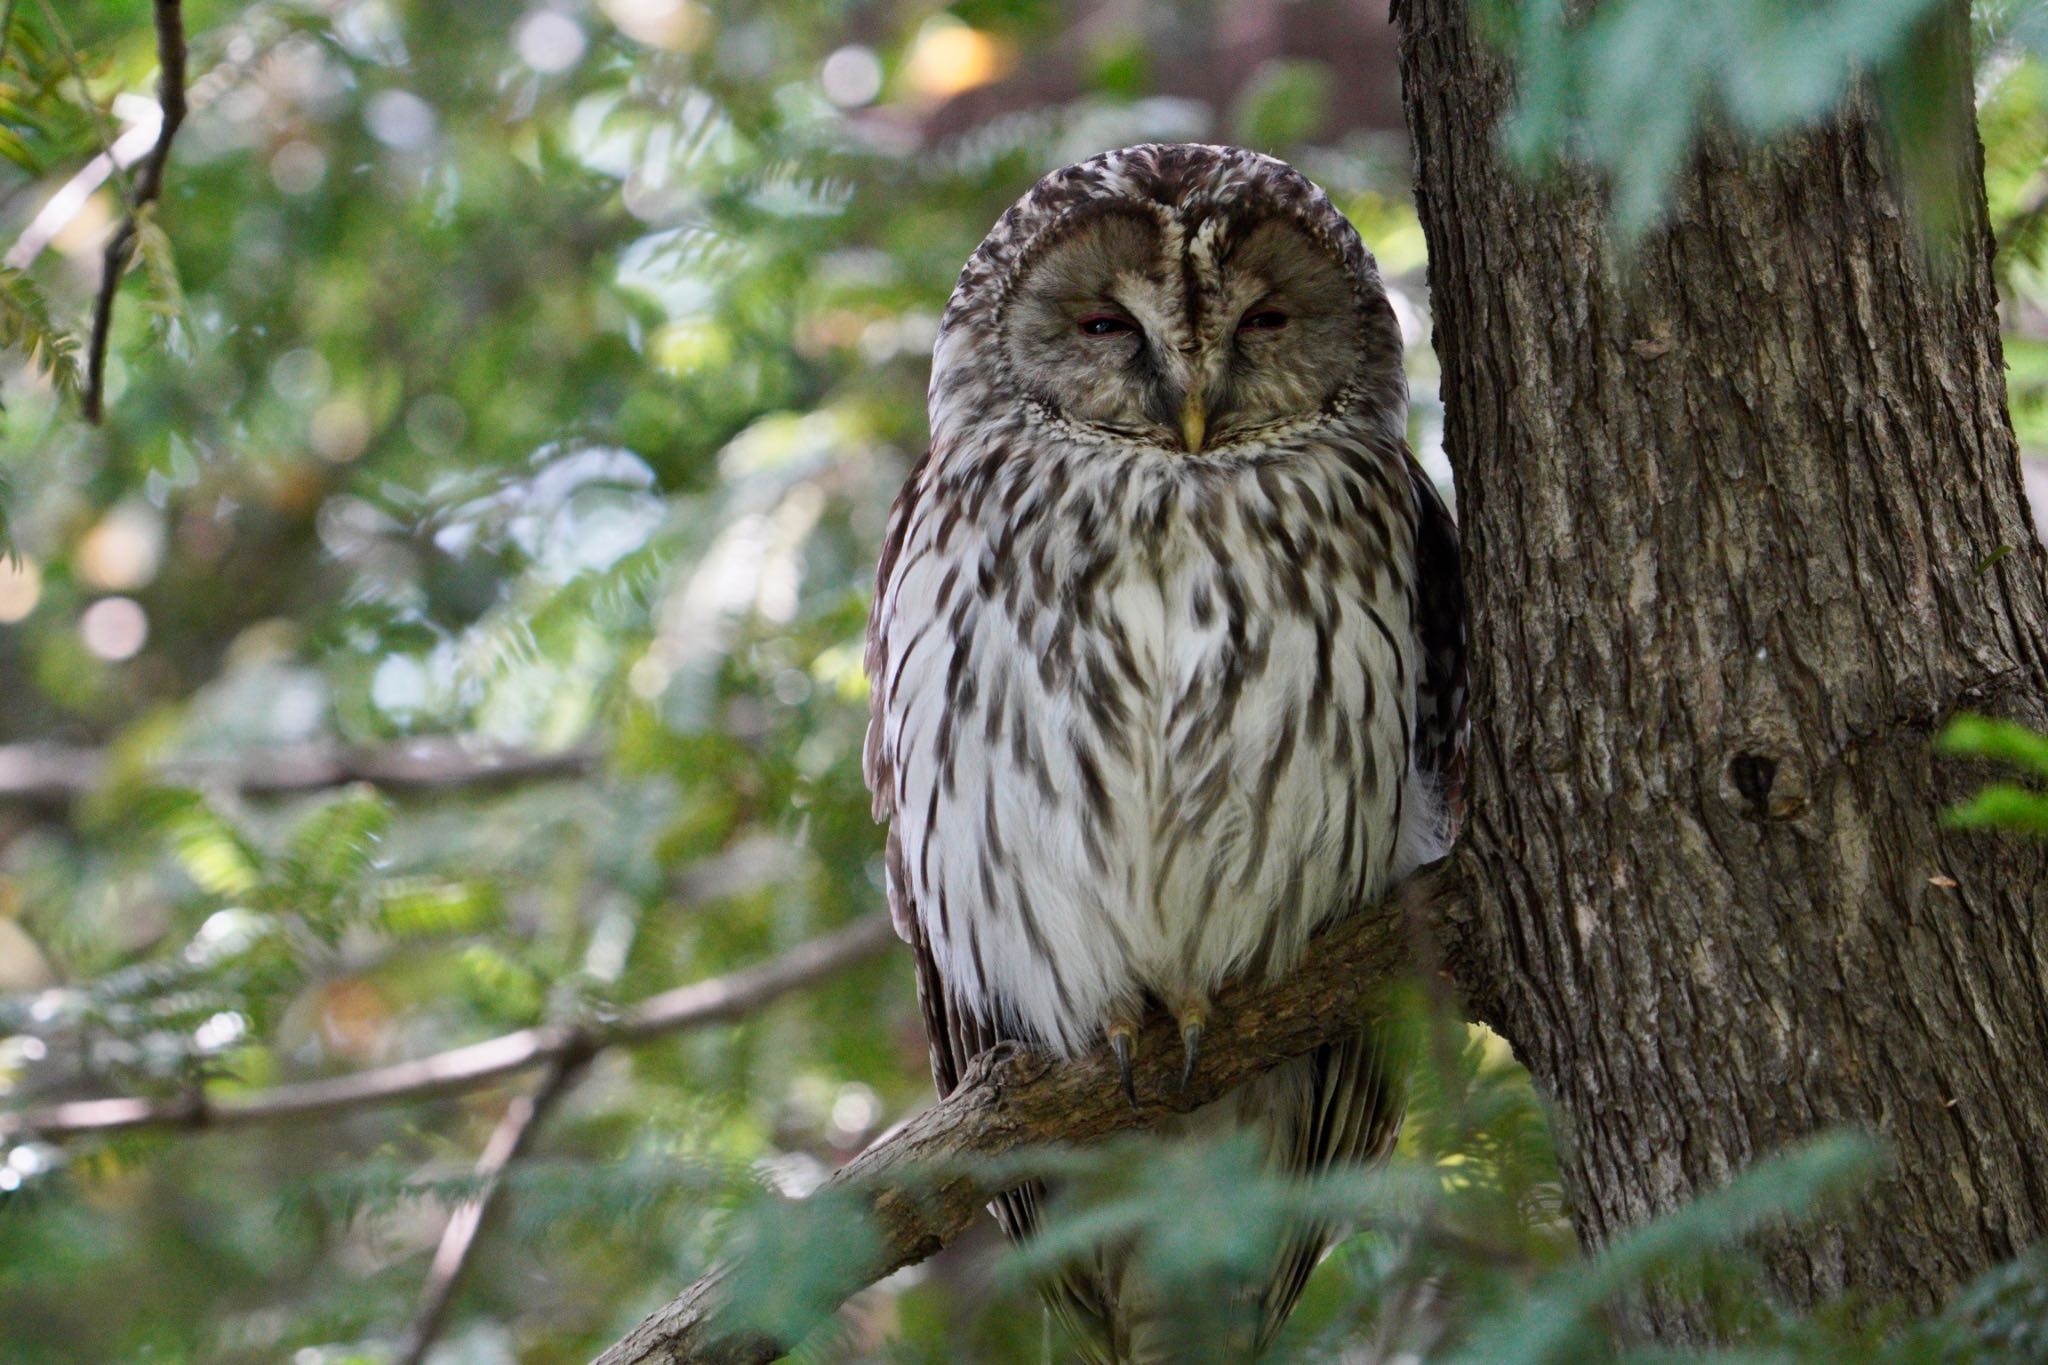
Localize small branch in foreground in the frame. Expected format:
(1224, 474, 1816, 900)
(8, 7, 276, 271)
(82, 0, 187, 422)
(5, 102, 156, 271)
(593, 862, 1462, 1365)
(1, 915, 894, 1141)
(0, 737, 600, 808)
(395, 1050, 592, 1365)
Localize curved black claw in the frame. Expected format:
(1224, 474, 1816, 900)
(1179, 1020, 1203, 1092)
(1111, 1031, 1138, 1111)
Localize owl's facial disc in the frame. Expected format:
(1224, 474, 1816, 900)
(999, 206, 1362, 453)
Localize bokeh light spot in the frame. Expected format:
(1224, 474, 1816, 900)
(269, 140, 327, 195)
(193, 1011, 248, 1053)
(270, 348, 332, 406)
(372, 654, 430, 718)
(830, 1082, 881, 1139)
(516, 10, 587, 73)
(903, 18, 1009, 100)
(311, 397, 373, 462)
(364, 89, 436, 149)
(820, 46, 883, 107)
(79, 597, 149, 661)
(0, 557, 42, 623)
(77, 503, 166, 593)
(599, 0, 708, 50)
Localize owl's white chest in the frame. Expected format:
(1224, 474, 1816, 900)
(877, 434, 1430, 1056)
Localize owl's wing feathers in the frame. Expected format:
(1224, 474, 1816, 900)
(866, 452, 1121, 1355)
(1257, 458, 1465, 1347)
(903, 897, 1122, 1353)
(1407, 457, 1469, 831)
(862, 450, 922, 833)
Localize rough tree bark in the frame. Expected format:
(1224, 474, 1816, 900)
(1396, 0, 2048, 1337)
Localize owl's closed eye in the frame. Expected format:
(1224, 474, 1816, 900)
(998, 204, 1362, 452)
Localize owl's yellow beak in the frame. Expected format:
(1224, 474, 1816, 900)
(1179, 393, 1207, 454)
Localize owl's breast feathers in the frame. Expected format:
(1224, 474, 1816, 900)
(866, 422, 1457, 1057)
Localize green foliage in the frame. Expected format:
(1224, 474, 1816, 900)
(144, 786, 264, 897)
(1233, 60, 1336, 149)
(1945, 1244, 2048, 1362)
(0, 2, 2043, 1362)
(0, 265, 80, 397)
(1938, 715, 2048, 833)
(718, 1183, 884, 1346)
(128, 201, 188, 339)
(1490, 0, 2040, 238)
(1448, 1133, 1883, 1365)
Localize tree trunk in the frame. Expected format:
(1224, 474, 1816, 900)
(1395, 0, 2048, 1338)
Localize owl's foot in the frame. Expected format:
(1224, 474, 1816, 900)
(1105, 1019, 1139, 1111)
(1172, 999, 1208, 1092)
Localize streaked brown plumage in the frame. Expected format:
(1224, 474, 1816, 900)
(865, 143, 1466, 1361)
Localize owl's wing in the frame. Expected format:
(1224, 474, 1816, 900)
(865, 448, 990, 1085)
(1257, 457, 1466, 1347)
(903, 899, 1123, 1356)
(865, 451, 1121, 1356)
(1407, 457, 1469, 832)
(862, 449, 924, 870)
(863, 448, 1016, 1092)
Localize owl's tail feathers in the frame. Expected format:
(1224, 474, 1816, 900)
(1109, 1286, 1261, 1364)
(1044, 1254, 1255, 1365)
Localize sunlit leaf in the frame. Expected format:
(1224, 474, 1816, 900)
(279, 785, 392, 895)
(373, 876, 500, 938)
(139, 788, 265, 898)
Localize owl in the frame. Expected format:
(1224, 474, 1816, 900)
(864, 143, 1466, 1361)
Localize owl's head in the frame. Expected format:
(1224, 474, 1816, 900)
(931, 144, 1405, 456)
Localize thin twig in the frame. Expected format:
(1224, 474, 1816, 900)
(6, 115, 158, 270)
(81, 0, 185, 422)
(0, 737, 601, 808)
(394, 1049, 592, 1365)
(0, 915, 895, 1140)
(8, 5, 286, 270)
(592, 862, 1465, 1365)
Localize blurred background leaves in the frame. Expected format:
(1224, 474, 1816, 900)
(0, 1, 2044, 1362)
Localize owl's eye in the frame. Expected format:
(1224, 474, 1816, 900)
(1076, 313, 1138, 338)
(1238, 309, 1289, 332)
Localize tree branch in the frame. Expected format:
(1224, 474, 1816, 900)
(395, 1050, 592, 1365)
(82, 0, 186, 423)
(0, 737, 600, 808)
(593, 862, 1463, 1365)
(0, 915, 894, 1141)
(4, 100, 157, 271)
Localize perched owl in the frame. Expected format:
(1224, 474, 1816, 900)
(864, 143, 1466, 1361)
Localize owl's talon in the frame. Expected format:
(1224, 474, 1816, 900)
(1107, 1024, 1138, 1111)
